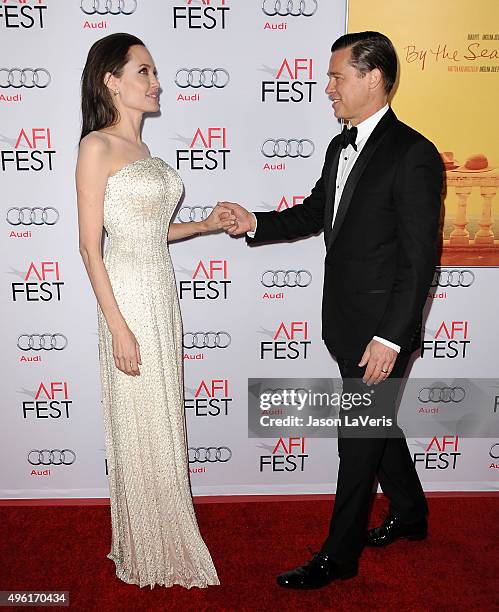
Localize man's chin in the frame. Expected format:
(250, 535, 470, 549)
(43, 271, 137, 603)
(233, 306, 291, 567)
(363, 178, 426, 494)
(331, 104, 343, 118)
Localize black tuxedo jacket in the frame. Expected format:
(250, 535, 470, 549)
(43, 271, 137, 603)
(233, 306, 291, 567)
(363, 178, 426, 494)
(247, 108, 443, 360)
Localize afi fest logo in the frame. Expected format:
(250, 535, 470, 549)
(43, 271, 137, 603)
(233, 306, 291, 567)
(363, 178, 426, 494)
(184, 378, 232, 417)
(275, 194, 305, 211)
(258, 194, 305, 215)
(413, 435, 461, 470)
(178, 259, 231, 300)
(11, 261, 63, 302)
(259, 437, 308, 471)
(1, 127, 55, 171)
(261, 58, 316, 102)
(175, 127, 230, 171)
(421, 321, 471, 359)
(0, 0, 48, 29)
(172, 0, 229, 29)
(260, 321, 311, 359)
(22, 381, 73, 419)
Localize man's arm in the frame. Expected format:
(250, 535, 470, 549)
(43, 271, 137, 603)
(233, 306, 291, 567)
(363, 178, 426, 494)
(219, 138, 338, 241)
(374, 138, 443, 347)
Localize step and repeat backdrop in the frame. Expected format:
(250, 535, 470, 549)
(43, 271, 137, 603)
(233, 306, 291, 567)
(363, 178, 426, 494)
(1, 0, 498, 500)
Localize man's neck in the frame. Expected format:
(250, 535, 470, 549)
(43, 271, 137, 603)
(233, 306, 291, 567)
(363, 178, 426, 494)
(349, 100, 388, 127)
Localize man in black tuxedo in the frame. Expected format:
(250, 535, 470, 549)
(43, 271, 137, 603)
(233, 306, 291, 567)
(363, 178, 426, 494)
(219, 31, 443, 588)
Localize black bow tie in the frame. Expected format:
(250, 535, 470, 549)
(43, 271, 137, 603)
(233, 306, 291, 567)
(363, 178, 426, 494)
(341, 125, 358, 151)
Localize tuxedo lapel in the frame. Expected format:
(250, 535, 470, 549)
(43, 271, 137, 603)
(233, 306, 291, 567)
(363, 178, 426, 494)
(327, 108, 397, 251)
(323, 143, 342, 246)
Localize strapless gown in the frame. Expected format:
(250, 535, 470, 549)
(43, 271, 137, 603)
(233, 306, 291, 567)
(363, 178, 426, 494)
(97, 156, 219, 589)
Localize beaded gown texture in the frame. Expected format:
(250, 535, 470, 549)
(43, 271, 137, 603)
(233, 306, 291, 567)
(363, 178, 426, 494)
(97, 156, 219, 589)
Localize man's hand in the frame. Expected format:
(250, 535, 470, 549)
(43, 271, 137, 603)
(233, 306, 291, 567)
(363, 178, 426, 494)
(201, 204, 238, 233)
(359, 339, 398, 386)
(217, 201, 255, 235)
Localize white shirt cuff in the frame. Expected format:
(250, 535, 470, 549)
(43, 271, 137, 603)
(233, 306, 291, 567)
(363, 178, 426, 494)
(373, 336, 401, 353)
(246, 213, 257, 238)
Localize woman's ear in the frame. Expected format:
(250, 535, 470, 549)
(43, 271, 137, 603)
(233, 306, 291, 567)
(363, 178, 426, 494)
(104, 71, 118, 95)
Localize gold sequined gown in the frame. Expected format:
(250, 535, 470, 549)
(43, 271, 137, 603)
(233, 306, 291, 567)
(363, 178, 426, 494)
(97, 157, 219, 589)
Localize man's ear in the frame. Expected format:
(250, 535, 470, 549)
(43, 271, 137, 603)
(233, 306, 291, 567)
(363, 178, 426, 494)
(368, 68, 383, 90)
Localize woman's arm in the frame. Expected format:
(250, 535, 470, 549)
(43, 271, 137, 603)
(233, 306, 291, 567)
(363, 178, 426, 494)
(76, 135, 141, 376)
(168, 205, 237, 241)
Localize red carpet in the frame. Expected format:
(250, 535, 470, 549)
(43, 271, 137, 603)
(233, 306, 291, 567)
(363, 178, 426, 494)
(1, 496, 498, 611)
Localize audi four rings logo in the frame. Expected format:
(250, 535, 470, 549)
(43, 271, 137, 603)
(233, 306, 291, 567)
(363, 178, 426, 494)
(177, 206, 214, 223)
(490, 443, 499, 459)
(28, 449, 76, 466)
(418, 387, 466, 403)
(17, 334, 68, 351)
(431, 269, 475, 287)
(0, 68, 51, 89)
(188, 447, 232, 463)
(262, 139, 315, 158)
(80, 0, 137, 15)
(175, 68, 230, 89)
(262, 0, 318, 16)
(261, 270, 312, 287)
(7, 207, 59, 226)
(183, 332, 231, 349)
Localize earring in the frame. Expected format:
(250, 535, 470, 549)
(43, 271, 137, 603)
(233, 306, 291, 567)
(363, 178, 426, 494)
(114, 89, 119, 96)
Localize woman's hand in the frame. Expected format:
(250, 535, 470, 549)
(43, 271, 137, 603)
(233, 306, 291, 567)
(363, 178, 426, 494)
(217, 201, 255, 235)
(111, 325, 142, 376)
(201, 204, 238, 233)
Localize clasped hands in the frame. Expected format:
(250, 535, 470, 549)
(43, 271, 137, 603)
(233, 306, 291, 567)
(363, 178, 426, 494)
(203, 201, 254, 235)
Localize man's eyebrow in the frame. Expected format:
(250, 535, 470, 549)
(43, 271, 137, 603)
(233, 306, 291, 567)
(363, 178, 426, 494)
(327, 70, 343, 76)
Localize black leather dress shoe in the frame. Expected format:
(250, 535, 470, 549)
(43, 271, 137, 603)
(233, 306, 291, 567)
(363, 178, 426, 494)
(366, 514, 428, 547)
(276, 552, 358, 589)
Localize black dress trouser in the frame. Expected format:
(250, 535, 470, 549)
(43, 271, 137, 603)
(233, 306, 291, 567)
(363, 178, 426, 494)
(321, 351, 428, 563)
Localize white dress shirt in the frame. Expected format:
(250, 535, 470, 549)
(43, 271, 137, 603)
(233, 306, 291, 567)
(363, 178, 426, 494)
(248, 103, 400, 353)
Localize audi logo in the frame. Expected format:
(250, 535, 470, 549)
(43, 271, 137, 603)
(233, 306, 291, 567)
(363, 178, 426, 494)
(176, 206, 214, 223)
(17, 334, 68, 352)
(431, 269, 475, 288)
(261, 269, 312, 288)
(80, 0, 137, 15)
(28, 449, 76, 466)
(262, 0, 318, 16)
(7, 207, 59, 226)
(490, 443, 499, 459)
(188, 447, 232, 463)
(183, 332, 231, 349)
(175, 68, 230, 89)
(418, 387, 466, 403)
(262, 138, 315, 158)
(0, 68, 51, 89)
